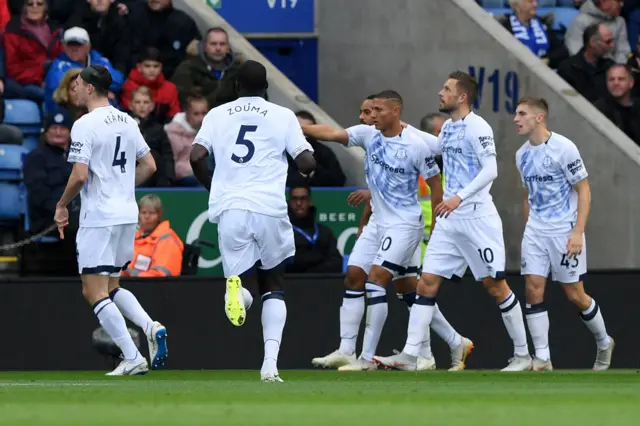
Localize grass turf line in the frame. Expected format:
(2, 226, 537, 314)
(0, 370, 639, 426)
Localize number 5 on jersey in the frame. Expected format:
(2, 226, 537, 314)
(112, 136, 127, 173)
(232, 125, 258, 164)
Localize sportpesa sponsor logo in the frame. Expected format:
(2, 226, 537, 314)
(69, 141, 83, 154)
(371, 154, 405, 173)
(478, 136, 494, 149)
(567, 159, 584, 176)
(524, 175, 553, 182)
(425, 156, 436, 169)
(442, 146, 462, 154)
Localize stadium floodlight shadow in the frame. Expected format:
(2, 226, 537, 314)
(92, 326, 143, 368)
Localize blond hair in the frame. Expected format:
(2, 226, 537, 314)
(138, 194, 163, 218)
(132, 86, 153, 102)
(53, 68, 82, 105)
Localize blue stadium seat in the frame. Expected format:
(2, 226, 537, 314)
(3, 99, 42, 136)
(0, 144, 28, 181)
(342, 254, 350, 273)
(0, 182, 22, 221)
(557, 0, 575, 6)
(538, 0, 558, 6)
(485, 7, 511, 16)
(478, 0, 507, 7)
(23, 136, 39, 152)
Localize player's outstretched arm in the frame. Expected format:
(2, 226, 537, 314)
(190, 144, 212, 191)
(573, 179, 590, 234)
(135, 152, 157, 186)
(301, 124, 349, 145)
(295, 150, 316, 176)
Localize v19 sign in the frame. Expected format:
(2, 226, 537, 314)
(468, 66, 520, 114)
(212, 0, 315, 34)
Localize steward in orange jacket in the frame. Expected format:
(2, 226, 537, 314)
(123, 221, 184, 277)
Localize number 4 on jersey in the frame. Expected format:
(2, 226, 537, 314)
(112, 136, 127, 173)
(231, 125, 257, 164)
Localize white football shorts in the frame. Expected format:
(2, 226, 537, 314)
(521, 227, 587, 284)
(217, 209, 295, 277)
(348, 221, 423, 279)
(76, 224, 137, 277)
(422, 213, 506, 281)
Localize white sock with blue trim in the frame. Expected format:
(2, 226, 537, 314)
(498, 292, 529, 357)
(361, 282, 387, 362)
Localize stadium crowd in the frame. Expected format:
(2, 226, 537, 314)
(1, 0, 639, 277)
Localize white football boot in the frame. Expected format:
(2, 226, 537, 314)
(106, 357, 149, 376)
(449, 337, 475, 371)
(593, 337, 615, 371)
(312, 350, 356, 369)
(337, 357, 378, 372)
(146, 321, 168, 370)
(501, 355, 533, 372)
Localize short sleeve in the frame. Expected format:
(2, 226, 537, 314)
(68, 121, 93, 165)
(562, 142, 588, 185)
(193, 113, 214, 155)
(417, 140, 440, 180)
(134, 126, 151, 160)
(406, 125, 442, 155)
(470, 121, 497, 158)
(285, 112, 313, 159)
(346, 124, 376, 149)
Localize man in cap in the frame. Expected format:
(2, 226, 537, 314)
(44, 27, 124, 113)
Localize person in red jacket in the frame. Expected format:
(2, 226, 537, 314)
(120, 46, 180, 123)
(0, 0, 10, 31)
(3, 0, 62, 101)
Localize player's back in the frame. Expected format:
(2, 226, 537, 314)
(202, 97, 306, 223)
(516, 132, 586, 233)
(69, 106, 147, 227)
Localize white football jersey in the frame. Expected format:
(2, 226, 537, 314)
(68, 105, 150, 227)
(437, 112, 498, 217)
(194, 96, 313, 223)
(516, 132, 588, 234)
(346, 124, 440, 229)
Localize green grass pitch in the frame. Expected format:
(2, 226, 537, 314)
(1, 370, 639, 426)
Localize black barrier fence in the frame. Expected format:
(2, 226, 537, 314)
(0, 272, 638, 371)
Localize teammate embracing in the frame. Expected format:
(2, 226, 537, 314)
(304, 91, 470, 372)
(514, 97, 614, 371)
(375, 71, 531, 372)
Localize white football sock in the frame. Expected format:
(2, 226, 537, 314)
(580, 298, 611, 350)
(338, 290, 365, 356)
(398, 292, 433, 359)
(360, 282, 387, 361)
(431, 303, 462, 348)
(498, 292, 529, 357)
(110, 288, 153, 335)
(525, 303, 550, 361)
(94, 297, 140, 361)
(402, 296, 435, 357)
(261, 292, 287, 371)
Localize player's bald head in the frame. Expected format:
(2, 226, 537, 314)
(236, 60, 268, 95)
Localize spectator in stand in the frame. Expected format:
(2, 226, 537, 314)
(127, 0, 200, 79)
(286, 110, 345, 188)
(52, 68, 87, 121)
(65, 0, 131, 74)
(419, 112, 447, 136)
(165, 91, 208, 186)
(627, 34, 640, 97)
(558, 23, 616, 102)
(44, 26, 124, 113)
(594, 64, 640, 144)
(120, 47, 180, 124)
(122, 194, 184, 277)
(22, 108, 79, 276)
(0, 0, 10, 30)
(624, 1, 640, 53)
(129, 86, 174, 187)
(9, 0, 86, 24)
(565, 0, 630, 63)
(3, 0, 62, 102)
(172, 27, 241, 107)
(496, 0, 569, 69)
(286, 183, 342, 274)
